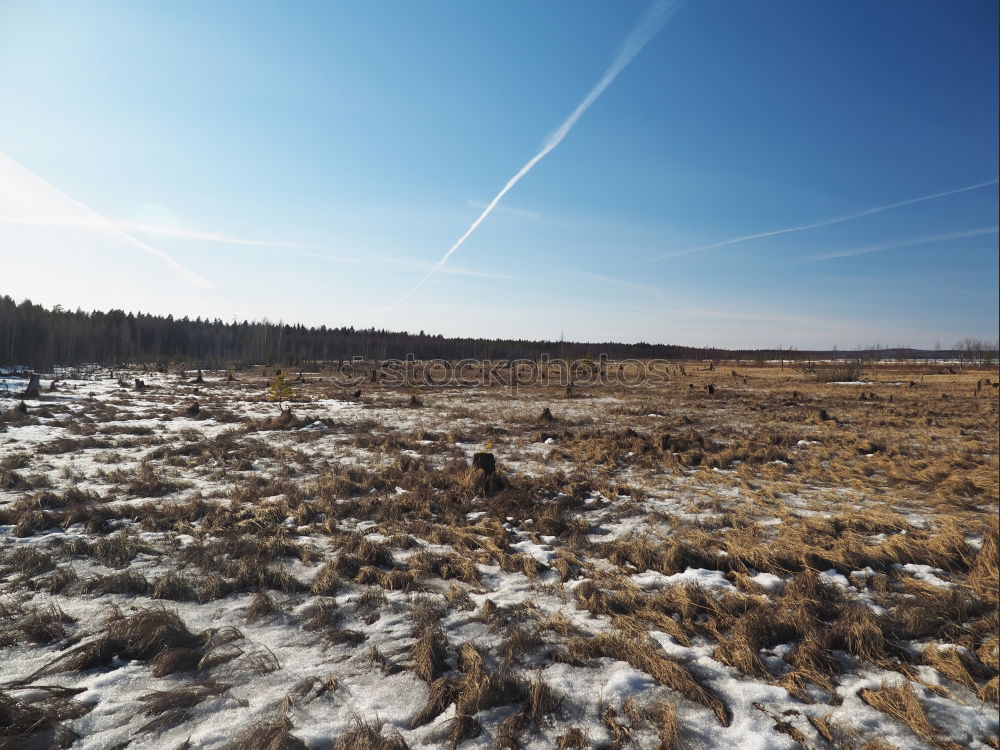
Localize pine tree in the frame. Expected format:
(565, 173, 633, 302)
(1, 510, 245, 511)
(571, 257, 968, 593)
(266, 373, 294, 411)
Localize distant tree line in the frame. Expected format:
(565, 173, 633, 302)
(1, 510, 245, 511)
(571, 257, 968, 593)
(0, 296, 996, 370)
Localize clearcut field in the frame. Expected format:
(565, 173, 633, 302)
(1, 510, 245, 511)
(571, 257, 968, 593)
(1, 361, 997, 749)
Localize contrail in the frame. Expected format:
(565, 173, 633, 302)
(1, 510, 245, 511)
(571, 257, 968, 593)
(795, 226, 998, 263)
(648, 178, 1000, 261)
(387, 0, 682, 309)
(0, 151, 212, 289)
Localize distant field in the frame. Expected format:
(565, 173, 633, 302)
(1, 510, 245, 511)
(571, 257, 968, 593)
(1, 361, 997, 749)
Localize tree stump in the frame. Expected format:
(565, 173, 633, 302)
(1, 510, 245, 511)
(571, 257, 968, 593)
(472, 452, 496, 474)
(707, 384, 715, 395)
(23, 373, 41, 399)
(194, 370, 204, 384)
(540, 407, 555, 422)
(134, 378, 146, 391)
(185, 401, 200, 417)
(467, 452, 506, 496)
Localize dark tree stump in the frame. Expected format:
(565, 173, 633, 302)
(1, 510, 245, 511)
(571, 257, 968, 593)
(463, 452, 507, 496)
(23, 373, 40, 399)
(194, 370, 204, 383)
(185, 401, 200, 417)
(540, 407, 554, 422)
(472, 452, 496, 475)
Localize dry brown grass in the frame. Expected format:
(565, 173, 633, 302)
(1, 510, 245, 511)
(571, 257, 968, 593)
(333, 718, 409, 749)
(226, 712, 307, 750)
(1, 360, 994, 746)
(558, 632, 730, 727)
(0, 689, 93, 750)
(859, 681, 962, 750)
(410, 625, 448, 685)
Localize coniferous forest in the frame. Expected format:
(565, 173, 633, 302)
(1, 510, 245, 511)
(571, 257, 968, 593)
(1, 296, 994, 370)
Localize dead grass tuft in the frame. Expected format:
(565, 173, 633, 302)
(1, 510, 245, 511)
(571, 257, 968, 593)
(447, 713, 482, 748)
(859, 681, 960, 750)
(246, 590, 278, 623)
(226, 713, 307, 750)
(411, 625, 449, 685)
(138, 681, 231, 717)
(558, 632, 730, 727)
(24, 606, 232, 683)
(0, 603, 75, 646)
(333, 718, 409, 749)
(0, 690, 92, 749)
(556, 727, 588, 749)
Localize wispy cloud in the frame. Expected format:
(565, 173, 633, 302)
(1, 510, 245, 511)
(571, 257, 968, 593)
(465, 199, 542, 221)
(255, 246, 524, 282)
(666, 306, 817, 325)
(0, 213, 309, 249)
(796, 226, 998, 263)
(0, 152, 212, 289)
(385, 0, 683, 310)
(572, 270, 662, 295)
(648, 178, 1000, 261)
(115, 220, 313, 248)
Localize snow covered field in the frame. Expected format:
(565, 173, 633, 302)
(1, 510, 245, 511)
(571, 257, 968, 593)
(1, 363, 997, 749)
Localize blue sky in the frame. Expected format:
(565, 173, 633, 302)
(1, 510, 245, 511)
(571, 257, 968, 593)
(0, 0, 996, 348)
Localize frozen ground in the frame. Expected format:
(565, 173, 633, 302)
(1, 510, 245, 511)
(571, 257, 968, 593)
(0, 363, 997, 749)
